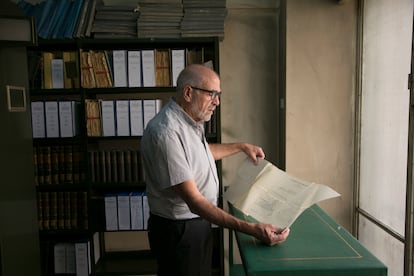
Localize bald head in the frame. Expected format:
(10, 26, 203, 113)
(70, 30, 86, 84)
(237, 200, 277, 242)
(176, 64, 220, 97)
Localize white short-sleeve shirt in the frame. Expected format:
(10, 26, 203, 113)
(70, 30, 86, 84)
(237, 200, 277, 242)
(141, 98, 219, 220)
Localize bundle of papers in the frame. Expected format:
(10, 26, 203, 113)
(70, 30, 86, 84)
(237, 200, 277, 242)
(224, 158, 340, 229)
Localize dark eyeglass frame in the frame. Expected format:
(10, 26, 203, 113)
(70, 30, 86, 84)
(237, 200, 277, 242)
(190, 86, 222, 100)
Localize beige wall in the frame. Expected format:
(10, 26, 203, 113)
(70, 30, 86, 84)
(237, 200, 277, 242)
(221, 0, 357, 230)
(285, 0, 356, 229)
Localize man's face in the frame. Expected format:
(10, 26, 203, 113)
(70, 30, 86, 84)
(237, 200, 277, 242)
(189, 84, 221, 123)
(191, 85, 220, 122)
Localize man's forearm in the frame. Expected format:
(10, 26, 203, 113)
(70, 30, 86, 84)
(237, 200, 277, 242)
(208, 142, 245, 160)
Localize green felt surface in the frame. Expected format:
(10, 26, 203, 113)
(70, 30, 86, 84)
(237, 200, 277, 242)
(229, 204, 387, 276)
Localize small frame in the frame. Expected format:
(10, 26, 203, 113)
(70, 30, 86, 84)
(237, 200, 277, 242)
(6, 85, 26, 112)
(0, 16, 37, 46)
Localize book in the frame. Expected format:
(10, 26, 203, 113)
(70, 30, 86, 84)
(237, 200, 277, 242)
(104, 194, 118, 231)
(37, 0, 58, 38)
(112, 50, 128, 87)
(44, 101, 59, 138)
(63, 51, 80, 88)
(186, 47, 204, 65)
(115, 100, 130, 136)
(143, 193, 150, 229)
(51, 59, 64, 88)
(80, 191, 88, 230)
(65, 243, 76, 274)
(85, 99, 102, 136)
(130, 192, 144, 230)
(75, 241, 91, 276)
(70, 191, 78, 228)
(117, 151, 125, 182)
(69, 0, 88, 38)
(42, 192, 50, 230)
(110, 150, 118, 183)
(73, 0, 92, 38)
(80, 50, 96, 88)
(31, 101, 46, 138)
(42, 52, 55, 89)
(64, 145, 74, 183)
(50, 146, 61, 185)
(127, 50, 142, 87)
(143, 99, 162, 129)
(155, 49, 171, 86)
(93, 232, 101, 264)
(58, 101, 77, 138)
(105, 150, 112, 182)
(171, 49, 185, 86)
(124, 150, 132, 182)
(51, 0, 72, 38)
(42, 146, 52, 185)
(117, 193, 131, 230)
(54, 243, 67, 274)
(100, 100, 116, 136)
(141, 49, 156, 87)
(129, 99, 144, 136)
(224, 158, 341, 230)
(57, 191, 65, 229)
(131, 150, 140, 182)
(90, 50, 113, 88)
(64, 191, 72, 229)
(49, 191, 58, 229)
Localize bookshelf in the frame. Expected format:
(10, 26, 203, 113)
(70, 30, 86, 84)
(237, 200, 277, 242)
(28, 37, 223, 275)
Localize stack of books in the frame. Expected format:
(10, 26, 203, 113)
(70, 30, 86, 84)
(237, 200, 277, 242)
(18, 0, 86, 39)
(181, 0, 227, 39)
(136, 0, 184, 39)
(91, 1, 139, 39)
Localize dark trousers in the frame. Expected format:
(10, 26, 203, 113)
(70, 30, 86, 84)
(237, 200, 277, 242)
(148, 214, 213, 276)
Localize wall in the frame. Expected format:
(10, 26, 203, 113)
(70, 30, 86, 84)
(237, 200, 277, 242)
(221, 0, 357, 230)
(220, 0, 283, 192)
(285, 0, 356, 229)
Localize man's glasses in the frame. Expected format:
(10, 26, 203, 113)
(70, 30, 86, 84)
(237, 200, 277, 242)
(191, 86, 222, 101)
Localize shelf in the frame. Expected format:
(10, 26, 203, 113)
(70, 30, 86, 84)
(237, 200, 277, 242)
(95, 250, 157, 276)
(29, 35, 223, 275)
(39, 229, 90, 239)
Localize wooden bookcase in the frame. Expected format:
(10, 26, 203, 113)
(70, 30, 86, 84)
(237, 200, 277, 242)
(28, 37, 223, 276)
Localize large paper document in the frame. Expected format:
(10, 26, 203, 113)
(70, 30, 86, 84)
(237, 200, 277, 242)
(224, 158, 340, 229)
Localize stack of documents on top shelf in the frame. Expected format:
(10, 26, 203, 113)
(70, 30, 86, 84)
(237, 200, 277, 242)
(224, 158, 340, 229)
(92, 1, 139, 38)
(137, 0, 184, 39)
(181, 0, 227, 39)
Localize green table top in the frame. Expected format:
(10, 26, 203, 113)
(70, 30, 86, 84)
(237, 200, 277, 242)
(229, 204, 387, 276)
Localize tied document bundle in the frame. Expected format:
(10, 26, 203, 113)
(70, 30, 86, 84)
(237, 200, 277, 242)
(224, 158, 341, 229)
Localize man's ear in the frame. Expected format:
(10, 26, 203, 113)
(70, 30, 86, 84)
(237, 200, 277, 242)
(183, 86, 192, 102)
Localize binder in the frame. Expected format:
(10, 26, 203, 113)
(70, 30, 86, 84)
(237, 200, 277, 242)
(128, 50, 142, 87)
(43, 52, 55, 89)
(100, 100, 116, 136)
(130, 192, 144, 230)
(143, 99, 162, 129)
(141, 49, 156, 87)
(59, 101, 76, 137)
(45, 101, 60, 138)
(31, 101, 46, 138)
(116, 100, 130, 136)
(129, 99, 144, 136)
(54, 243, 67, 273)
(143, 193, 150, 229)
(104, 194, 118, 231)
(65, 243, 76, 274)
(51, 59, 64, 88)
(117, 193, 131, 230)
(75, 241, 91, 276)
(171, 49, 185, 86)
(112, 50, 128, 87)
